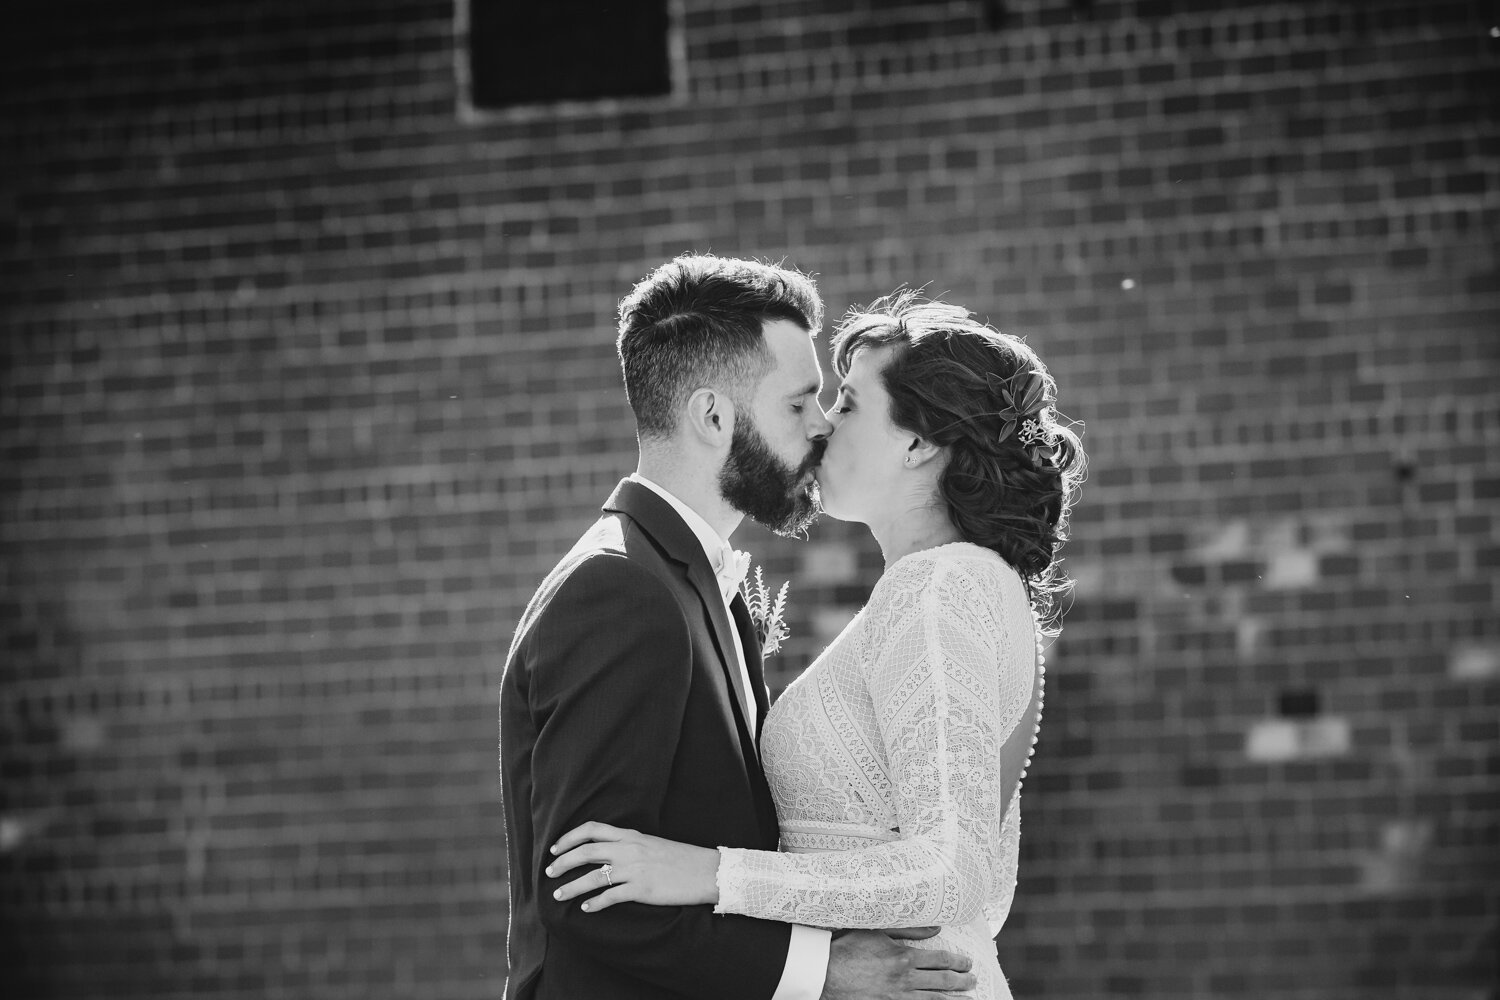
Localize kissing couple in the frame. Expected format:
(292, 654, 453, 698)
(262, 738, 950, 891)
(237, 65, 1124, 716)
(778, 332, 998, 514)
(500, 254, 1084, 999)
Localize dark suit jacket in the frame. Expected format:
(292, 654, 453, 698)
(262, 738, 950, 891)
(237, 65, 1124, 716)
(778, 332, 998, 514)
(500, 478, 792, 1000)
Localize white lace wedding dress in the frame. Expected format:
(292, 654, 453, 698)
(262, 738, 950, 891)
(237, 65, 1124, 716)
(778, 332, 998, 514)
(716, 542, 1044, 1000)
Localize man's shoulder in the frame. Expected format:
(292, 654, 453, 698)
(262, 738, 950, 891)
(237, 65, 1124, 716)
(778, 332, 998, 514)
(564, 510, 671, 579)
(524, 513, 680, 617)
(506, 512, 689, 668)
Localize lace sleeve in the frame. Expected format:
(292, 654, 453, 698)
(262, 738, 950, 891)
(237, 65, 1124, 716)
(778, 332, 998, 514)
(714, 557, 1034, 929)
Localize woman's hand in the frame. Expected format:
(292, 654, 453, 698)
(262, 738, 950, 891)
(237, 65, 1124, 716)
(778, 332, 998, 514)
(546, 822, 721, 912)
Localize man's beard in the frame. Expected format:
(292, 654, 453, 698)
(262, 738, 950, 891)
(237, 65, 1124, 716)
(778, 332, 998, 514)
(719, 416, 825, 538)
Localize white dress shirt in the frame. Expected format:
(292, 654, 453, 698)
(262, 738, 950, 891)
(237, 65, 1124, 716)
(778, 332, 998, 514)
(627, 474, 830, 1000)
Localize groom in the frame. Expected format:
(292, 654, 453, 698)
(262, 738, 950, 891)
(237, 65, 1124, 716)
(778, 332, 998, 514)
(499, 255, 977, 1000)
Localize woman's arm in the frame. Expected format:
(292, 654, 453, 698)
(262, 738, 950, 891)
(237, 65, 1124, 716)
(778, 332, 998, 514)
(550, 560, 1038, 930)
(712, 562, 1031, 928)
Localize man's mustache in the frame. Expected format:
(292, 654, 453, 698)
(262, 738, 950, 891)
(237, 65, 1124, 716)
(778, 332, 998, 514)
(799, 438, 828, 476)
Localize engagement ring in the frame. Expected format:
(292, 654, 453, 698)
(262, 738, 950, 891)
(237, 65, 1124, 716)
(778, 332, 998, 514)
(600, 864, 613, 886)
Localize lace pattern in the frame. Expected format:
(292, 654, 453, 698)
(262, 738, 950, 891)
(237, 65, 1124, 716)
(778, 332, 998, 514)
(715, 544, 1042, 998)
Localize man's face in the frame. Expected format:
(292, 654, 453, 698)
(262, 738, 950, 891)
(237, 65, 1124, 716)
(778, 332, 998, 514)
(718, 319, 833, 537)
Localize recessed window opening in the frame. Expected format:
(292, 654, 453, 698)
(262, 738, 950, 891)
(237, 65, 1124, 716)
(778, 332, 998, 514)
(461, 0, 675, 112)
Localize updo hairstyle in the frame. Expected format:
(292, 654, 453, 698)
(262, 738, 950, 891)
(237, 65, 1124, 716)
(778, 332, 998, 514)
(831, 291, 1085, 632)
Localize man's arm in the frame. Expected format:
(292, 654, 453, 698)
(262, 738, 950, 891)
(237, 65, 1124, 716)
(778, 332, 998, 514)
(525, 553, 793, 999)
(775, 926, 831, 1000)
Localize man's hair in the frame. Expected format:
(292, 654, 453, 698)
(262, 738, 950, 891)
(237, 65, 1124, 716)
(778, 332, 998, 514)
(616, 254, 823, 438)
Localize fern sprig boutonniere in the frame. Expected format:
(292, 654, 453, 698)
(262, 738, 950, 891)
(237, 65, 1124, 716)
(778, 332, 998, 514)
(742, 566, 790, 658)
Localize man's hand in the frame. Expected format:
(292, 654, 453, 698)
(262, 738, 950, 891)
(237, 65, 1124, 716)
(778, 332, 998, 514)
(820, 928, 977, 999)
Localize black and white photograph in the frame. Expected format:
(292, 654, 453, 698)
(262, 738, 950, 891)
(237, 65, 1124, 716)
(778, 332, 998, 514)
(2, 2, 1496, 998)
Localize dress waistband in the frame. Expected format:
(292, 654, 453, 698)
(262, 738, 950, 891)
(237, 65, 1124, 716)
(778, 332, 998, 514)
(779, 820, 900, 850)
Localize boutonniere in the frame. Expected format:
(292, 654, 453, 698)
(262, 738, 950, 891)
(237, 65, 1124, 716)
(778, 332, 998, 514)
(742, 566, 790, 658)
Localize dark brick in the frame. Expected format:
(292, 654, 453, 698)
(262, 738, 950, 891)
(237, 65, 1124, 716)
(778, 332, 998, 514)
(1444, 172, 1487, 195)
(1319, 554, 1359, 577)
(1148, 532, 1189, 554)
(1313, 282, 1354, 305)
(1221, 561, 1263, 583)
(1181, 764, 1221, 787)
(1138, 63, 1176, 85)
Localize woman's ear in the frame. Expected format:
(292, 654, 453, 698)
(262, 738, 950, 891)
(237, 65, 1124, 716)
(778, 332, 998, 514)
(684, 387, 734, 447)
(904, 435, 942, 469)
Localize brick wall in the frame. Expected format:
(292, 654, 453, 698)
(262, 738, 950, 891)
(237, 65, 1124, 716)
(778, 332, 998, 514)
(2, 1, 1496, 997)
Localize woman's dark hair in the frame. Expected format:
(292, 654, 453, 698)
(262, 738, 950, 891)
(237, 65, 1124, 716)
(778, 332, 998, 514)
(832, 291, 1086, 634)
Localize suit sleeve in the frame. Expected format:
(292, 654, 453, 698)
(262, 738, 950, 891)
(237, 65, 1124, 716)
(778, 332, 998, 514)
(523, 552, 794, 998)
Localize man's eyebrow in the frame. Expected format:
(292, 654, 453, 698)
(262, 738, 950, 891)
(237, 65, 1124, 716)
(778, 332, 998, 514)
(787, 382, 821, 399)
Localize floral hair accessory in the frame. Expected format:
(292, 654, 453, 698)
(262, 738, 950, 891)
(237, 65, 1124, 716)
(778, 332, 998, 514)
(935, 368, 1062, 467)
(1017, 416, 1061, 466)
(742, 566, 790, 658)
(984, 369, 1058, 461)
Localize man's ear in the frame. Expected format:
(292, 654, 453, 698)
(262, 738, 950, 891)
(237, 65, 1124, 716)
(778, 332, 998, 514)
(684, 387, 734, 447)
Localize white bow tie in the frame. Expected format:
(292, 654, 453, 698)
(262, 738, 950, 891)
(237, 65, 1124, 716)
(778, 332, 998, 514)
(715, 545, 752, 602)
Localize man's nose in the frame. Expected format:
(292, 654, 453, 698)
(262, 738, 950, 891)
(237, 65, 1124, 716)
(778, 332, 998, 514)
(806, 408, 834, 439)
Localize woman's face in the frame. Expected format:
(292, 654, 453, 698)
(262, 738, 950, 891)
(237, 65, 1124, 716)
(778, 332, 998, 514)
(817, 344, 917, 524)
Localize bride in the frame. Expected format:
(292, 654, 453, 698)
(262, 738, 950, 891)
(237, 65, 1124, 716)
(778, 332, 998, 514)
(546, 292, 1085, 999)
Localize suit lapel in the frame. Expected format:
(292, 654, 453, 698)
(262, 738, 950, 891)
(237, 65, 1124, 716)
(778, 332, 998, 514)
(603, 480, 761, 766)
(729, 590, 778, 840)
(730, 594, 769, 740)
